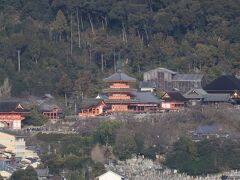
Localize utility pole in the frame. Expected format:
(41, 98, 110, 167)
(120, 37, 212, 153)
(74, 102, 77, 115)
(17, 49, 21, 73)
(114, 49, 116, 72)
(101, 53, 104, 73)
(70, 12, 73, 55)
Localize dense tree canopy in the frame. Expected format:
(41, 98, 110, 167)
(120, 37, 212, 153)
(10, 166, 38, 180)
(0, 0, 239, 99)
(165, 137, 240, 175)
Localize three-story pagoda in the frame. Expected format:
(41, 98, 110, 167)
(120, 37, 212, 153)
(103, 71, 137, 112)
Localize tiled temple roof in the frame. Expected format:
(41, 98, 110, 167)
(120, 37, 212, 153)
(103, 71, 136, 82)
(204, 75, 240, 93)
(0, 101, 28, 113)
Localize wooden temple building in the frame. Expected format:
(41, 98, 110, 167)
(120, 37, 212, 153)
(204, 75, 240, 104)
(0, 102, 29, 130)
(79, 71, 161, 116)
(161, 91, 188, 111)
(38, 103, 62, 120)
(37, 94, 63, 120)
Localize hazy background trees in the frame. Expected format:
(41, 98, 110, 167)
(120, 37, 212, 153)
(0, 0, 240, 99)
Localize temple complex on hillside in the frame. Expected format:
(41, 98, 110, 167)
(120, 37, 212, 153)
(0, 102, 29, 130)
(79, 71, 161, 116)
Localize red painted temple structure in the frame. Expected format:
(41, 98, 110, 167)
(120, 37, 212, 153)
(161, 91, 188, 111)
(79, 71, 161, 116)
(0, 102, 29, 130)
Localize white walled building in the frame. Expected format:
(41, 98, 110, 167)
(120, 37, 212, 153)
(97, 171, 125, 180)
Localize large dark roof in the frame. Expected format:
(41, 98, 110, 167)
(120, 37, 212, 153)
(103, 71, 136, 82)
(0, 101, 28, 113)
(162, 92, 188, 102)
(204, 75, 240, 93)
(173, 74, 204, 82)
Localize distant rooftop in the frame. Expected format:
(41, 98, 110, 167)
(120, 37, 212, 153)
(145, 67, 177, 74)
(184, 88, 207, 99)
(162, 91, 188, 102)
(36, 169, 50, 177)
(139, 81, 157, 89)
(0, 101, 29, 113)
(204, 75, 240, 93)
(203, 93, 230, 102)
(103, 71, 136, 82)
(194, 124, 224, 134)
(132, 92, 161, 103)
(173, 74, 204, 82)
(38, 102, 61, 112)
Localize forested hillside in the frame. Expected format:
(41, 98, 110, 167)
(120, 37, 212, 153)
(0, 0, 240, 98)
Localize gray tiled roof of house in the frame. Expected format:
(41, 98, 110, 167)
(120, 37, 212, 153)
(203, 94, 230, 102)
(103, 71, 136, 82)
(184, 88, 207, 99)
(132, 92, 161, 103)
(139, 81, 157, 89)
(173, 74, 204, 81)
(194, 125, 223, 134)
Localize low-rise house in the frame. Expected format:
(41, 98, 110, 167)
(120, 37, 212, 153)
(0, 130, 25, 158)
(143, 67, 177, 91)
(96, 170, 125, 180)
(172, 74, 205, 93)
(184, 88, 208, 106)
(161, 91, 188, 111)
(143, 67, 205, 93)
(0, 101, 29, 130)
(190, 125, 229, 141)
